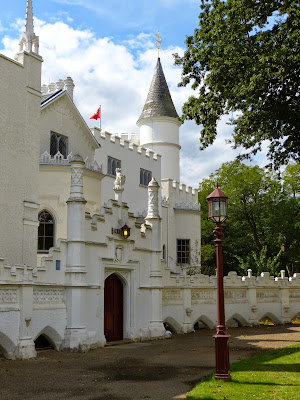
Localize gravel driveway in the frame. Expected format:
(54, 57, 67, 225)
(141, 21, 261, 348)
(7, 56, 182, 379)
(1, 324, 299, 400)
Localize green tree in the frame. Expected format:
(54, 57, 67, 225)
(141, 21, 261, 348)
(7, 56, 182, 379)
(175, 0, 300, 169)
(199, 161, 300, 276)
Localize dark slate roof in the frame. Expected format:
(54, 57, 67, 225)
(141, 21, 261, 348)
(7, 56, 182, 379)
(137, 58, 179, 123)
(41, 89, 63, 106)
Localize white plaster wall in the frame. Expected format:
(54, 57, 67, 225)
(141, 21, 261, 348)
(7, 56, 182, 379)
(31, 308, 66, 348)
(40, 94, 98, 161)
(38, 166, 102, 246)
(139, 118, 180, 182)
(93, 130, 161, 214)
(0, 51, 42, 267)
(139, 118, 180, 147)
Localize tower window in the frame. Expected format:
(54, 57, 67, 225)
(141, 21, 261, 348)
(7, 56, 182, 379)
(140, 168, 152, 186)
(107, 156, 121, 176)
(38, 210, 54, 253)
(50, 132, 68, 158)
(177, 239, 190, 264)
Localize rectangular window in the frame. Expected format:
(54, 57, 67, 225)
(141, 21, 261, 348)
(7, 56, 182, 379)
(177, 239, 190, 264)
(107, 156, 121, 176)
(50, 132, 68, 158)
(140, 168, 152, 186)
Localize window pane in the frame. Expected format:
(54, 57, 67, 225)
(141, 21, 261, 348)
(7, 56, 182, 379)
(45, 223, 53, 236)
(45, 237, 53, 251)
(213, 200, 220, 216)
(58, 137, 67, 158)
(177, 239, 190, 264)
(38, 211, 54, 252)
(38, 237, 44, 250)
(50, 134, 57, 156)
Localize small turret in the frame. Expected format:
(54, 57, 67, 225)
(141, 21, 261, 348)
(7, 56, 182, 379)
(19, 0, 39, 55)
(137, 57, 181, 182)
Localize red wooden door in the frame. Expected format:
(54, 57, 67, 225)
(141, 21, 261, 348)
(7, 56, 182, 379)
(104, 274, 123, 342)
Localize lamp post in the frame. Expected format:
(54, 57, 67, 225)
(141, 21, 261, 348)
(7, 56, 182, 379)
(206, 184, 230, 381)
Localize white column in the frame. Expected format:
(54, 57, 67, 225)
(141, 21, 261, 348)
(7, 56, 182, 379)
(145, 178, 165, 338)
(16, 282, 36, 359)
(63, 155, 89, 352)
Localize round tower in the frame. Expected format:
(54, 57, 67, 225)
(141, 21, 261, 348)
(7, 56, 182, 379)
(137, 58, 181, 182)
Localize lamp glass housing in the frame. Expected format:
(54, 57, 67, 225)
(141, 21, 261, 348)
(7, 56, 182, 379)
(208, 197, 228, 223)
(121, 224, 130, 239)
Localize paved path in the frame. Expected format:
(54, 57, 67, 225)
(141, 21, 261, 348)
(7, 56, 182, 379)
(1, 325, 299, 400)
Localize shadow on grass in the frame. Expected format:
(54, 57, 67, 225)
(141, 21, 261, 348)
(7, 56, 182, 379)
(231, 346, 300, 374)
(230, 379, 299, 387)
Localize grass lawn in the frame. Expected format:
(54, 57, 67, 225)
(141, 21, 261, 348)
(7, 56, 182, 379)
(187, 344, 300, 400)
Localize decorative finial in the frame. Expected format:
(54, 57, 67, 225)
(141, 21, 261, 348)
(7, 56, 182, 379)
(25, 0, 34, 37)
(18, 0, 39, 54)
(155, 31, 161, 57)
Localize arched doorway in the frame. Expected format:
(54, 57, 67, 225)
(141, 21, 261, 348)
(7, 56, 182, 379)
(104, 274, 123, 342)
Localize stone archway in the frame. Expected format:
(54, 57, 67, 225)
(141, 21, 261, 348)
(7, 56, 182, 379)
(104, 274, 124, 342)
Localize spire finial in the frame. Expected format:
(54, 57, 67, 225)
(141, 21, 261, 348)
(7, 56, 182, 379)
(155, 31, 161, 58)
(25, 0, 34, 37)
(18, 0, 39, 55)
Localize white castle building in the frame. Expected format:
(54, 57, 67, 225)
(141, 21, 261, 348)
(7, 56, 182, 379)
(0, 1, 299, 359)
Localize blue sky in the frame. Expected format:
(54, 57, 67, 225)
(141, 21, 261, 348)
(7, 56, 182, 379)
(0, 0, 268, 187)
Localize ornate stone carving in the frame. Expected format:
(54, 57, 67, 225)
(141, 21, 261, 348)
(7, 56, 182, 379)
(33, 289, 65, 303)
(257, 290, 280, 302)
(289, 290, 300, 302)
(0, 289, 17, 303)
(146, 178, 160, 219)
(115, 246, 123, 262)
(113, 168, 126, 191)
(224, 289, 247, 303)
(162, 289, 182, 305)
(191, 290, 215, 304)
(71, 167, 83, 186)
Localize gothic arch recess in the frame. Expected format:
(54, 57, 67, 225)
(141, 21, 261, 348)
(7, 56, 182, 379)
(193, 315, 215, 330)
(259, 312, 281, 325)
(163, 317, 183, 334)
(291, 313, 300, 324)
(105, 271, 128, 287)
(33, 326, 63, 351)
(0, 332, 17, 359)
(226, 313, 249, 328)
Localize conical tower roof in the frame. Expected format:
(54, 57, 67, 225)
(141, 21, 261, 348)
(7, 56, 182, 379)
(137, 58, 179, 123)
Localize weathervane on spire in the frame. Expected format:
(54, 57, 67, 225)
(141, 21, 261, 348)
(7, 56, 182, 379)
(155, 31, 161, 57)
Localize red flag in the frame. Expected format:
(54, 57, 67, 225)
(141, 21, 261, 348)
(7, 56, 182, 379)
(90, 107, 100, 120)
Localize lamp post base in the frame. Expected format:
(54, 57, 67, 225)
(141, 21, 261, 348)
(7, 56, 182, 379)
(213, 333, 231, 381)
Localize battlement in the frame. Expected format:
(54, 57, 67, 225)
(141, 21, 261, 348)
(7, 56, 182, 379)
(161, 179, 199, 210)
(91, 129, 161, 162)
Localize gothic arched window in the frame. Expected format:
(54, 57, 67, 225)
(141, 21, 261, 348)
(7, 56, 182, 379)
(140, 168, 152, 186)
(38, 210, 54, 252)
(50, 132, 68, 158)
(107, 156, 121, 176)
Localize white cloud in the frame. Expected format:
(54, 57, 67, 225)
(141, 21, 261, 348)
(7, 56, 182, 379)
(0, 17, 269, 188)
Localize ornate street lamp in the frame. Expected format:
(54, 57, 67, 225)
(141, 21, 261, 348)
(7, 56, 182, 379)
(207, 183, 230, 381)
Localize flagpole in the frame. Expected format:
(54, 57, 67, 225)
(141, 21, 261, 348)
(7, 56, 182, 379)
(100, 105, 101, 131)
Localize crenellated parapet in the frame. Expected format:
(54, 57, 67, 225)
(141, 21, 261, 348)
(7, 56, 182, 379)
(91, 129, 161, 163)
(161, 267, 300, 332)
(161, 178, 199, 210)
